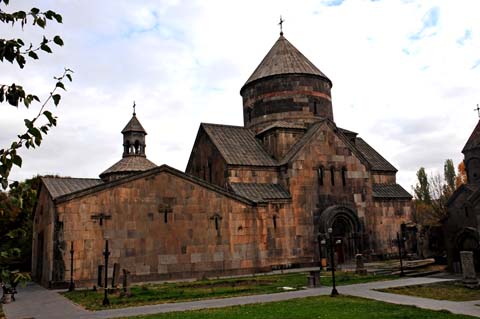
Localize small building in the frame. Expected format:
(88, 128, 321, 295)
(32, 33, 413, 287)
(445, 120, 480, 272)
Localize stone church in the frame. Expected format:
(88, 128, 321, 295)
(32, 33, 413, 287)
(445, 120, 480, 272)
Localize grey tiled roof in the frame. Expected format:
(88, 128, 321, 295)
(463, 120, 480, 153)
(230, 183, 291, 202)
(42, 177, 103, 199)
(373, 184, 412, 199)
(355, 138, 397, 172)
(202, 123, 277, 166)
(242, 35, 330, 89)
(256, 121, 306, 136)
(122, 114, 146, 133)
(100, 156, 157, 178)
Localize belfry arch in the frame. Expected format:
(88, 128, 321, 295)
(318, 205, 362, 263)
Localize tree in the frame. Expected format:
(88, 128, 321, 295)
(444, 159, 456, 195)
(414, 167, 432, 204)
(456, 161, 467, 188)
(0, 0, 73, 189)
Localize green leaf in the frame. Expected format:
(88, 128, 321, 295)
(40, 44, 52, 53)
(28, 51, 38, 59)
(36, 17, 46, 28)
(53, 13, 63, 23)
(30, 8, 40, 14)
(24, 119, 33, 129)
(28, 127, 41, 140)
(52, 94, 61, 106)
(55, 82, 65, 90)
(12, 155, 22, 167)
(53, 36, 63, 46)
(66, 74, 72, 82)
(43, 111, 56, 125)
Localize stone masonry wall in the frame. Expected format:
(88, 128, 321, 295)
(241, 74, 333, 132)
(186, 129, 228, 188)
(54, 170, 300, 287)
(32, 189, 56, 286)
(282, 122, 372, 260)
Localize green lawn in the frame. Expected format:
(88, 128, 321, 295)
(124, 295, 474, 319)
(63, 271, 395, 310)
(0, 303, 4, 319)
(378, 281, 480, 301)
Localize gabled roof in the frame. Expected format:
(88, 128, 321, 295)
(355, 138, 397, 172)
(41, 177, 103, 199)
(100, 156, 157, 179)
(373, 184, 412, 199)
(54, 165, 255, 205)
(242, 35, 331, 90)
(122, 114, 147, 134)
(201, 123, 277, 166)
(230, 182, 291, 203)
(463, 120, 480, 153)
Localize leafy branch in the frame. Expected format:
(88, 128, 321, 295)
(0, 68, 74, 190)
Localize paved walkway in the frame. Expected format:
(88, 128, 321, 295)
(4, 277, 480, 319)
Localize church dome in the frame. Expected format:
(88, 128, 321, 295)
(240, 34, 334, 132)
(241, 35, 331, 90)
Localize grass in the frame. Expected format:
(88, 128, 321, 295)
(0, 303, 4, 319)
(378, 281, 480, 301)
(63, 271, 396, 310)
(123, 295, 474, 319)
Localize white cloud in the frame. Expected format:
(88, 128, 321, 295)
(1, 0, 479, 192)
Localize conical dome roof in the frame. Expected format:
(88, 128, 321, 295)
(242, 35, 331, 90)
(122, 114, 147, 134)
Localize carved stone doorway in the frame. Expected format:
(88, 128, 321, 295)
(318, 205, 362, 263)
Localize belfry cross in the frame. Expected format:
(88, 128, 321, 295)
(278, 15, 285, 36)
(133, 101, 136, 116)
(474, 104, 480, 118)
(91, 213, 112, 226)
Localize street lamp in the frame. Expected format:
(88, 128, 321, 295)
(396, 232, 405, 277)
(102, 240, 110, 306)
(68, 241, 75, 292)
(328, 227, 339, 296)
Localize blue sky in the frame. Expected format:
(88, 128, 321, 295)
(1, 0, 480, 191)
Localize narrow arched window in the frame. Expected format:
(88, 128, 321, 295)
(341, 167, 347, 186)
(330, 167, 335, 186)
(317, 166, 324, 186)
(134, 140, 140, 154)
(314, 102, 318, 115)
(273, 215, 277, 229)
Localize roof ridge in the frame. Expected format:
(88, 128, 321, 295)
(201, 122, 246, 129)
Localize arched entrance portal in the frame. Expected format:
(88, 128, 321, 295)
(318, 205, 362, 263)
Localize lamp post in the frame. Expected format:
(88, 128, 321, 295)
(396, 232, 405, 277)
(102, 240, 110, 306)
(68, 241, 75, 292)
(328, 227, 339, 296)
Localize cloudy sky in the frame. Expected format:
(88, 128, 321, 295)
(2, 0, 480, 192)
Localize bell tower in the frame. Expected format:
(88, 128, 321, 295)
(122, 104, 147, 158)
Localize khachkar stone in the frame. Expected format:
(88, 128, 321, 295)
(121, 269, 131, 297)
(460, 251, 479, 288)
(355, 254, 367, 275)
(111, 263, 120, 288)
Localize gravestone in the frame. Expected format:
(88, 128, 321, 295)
(121, 269, 131, 297)
(307, 270, 321, 288)
(460, 251, 479, 288)
(355, 254, 367, 275)
(112, 263, 120, 288)
(97, 265, 104, 287)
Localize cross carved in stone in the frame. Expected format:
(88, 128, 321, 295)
(91, 213, 112, 226)
(158, 204, 173, 223)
